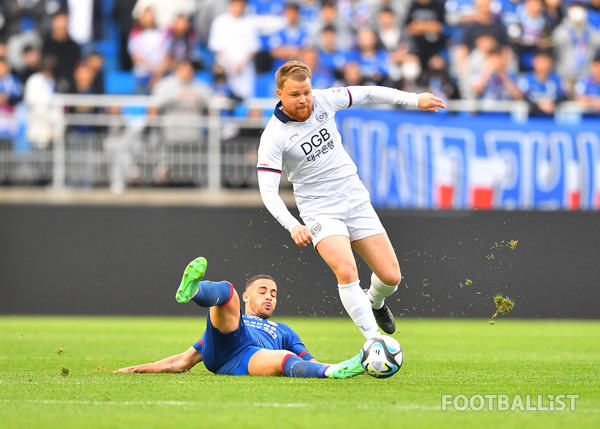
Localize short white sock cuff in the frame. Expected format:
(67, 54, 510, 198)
(371, 272, 400, 292)
(338, 280, 361, 289)
(368, 273, 399, 309)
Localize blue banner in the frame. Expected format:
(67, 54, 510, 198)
(336, 109, 600, 210)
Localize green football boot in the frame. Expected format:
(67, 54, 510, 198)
(175, 257, 208, 304)
(326, 354, 365, 379)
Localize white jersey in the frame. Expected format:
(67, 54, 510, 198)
(257, 85, 419, 231)
(258, 87, 360, 198)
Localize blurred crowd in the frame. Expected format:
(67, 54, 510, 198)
(1, 0, 600, 123)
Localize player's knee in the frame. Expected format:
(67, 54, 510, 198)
(334, 263, 358, 284)
(379, 268, 402, 287)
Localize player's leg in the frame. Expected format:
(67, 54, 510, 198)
(316, 235, 380, 340)
(247, 349, 363, 379)
(352, 233, 401, 334)
(176, 256, 240, 333)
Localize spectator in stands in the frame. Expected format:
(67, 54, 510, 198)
(469, 34, 522, 101)
(3, 0, 44, 74)
(208, 0, 260, 100)
(112, 0, 137, 71)
(299, 47, 334, 89)
(420, 54, 461, 101)
(211, 63, 237, 109)
(574, 53, 600, 112)
(23, 58, 56, 149)
(455, 0, 512, 78)
(1, 0, 46, 38)
(247, 0, 285, 15)
(591, 0, 600, 30)
(309, 1, 354, 51)
(42, 11, 81, 93)
(151, 59, 212, 143)
(149, 59, 213, 182)
(63, 0, 103, 57)
(375, 6, 411, 83)
(552, 0, 600, 92)
(511, 0, 553, 71)
(393, 53, 428, 94)
(445, 0, 480, 47)
(543, 0, 565, 32)
(316, 25, 349, 81)
(268, 3, 311, 70)
(404, 0, 446, 67)
(337, 0, 371, 35)
(128, 7, 169, 94)
(517, 48, 566, 116)
(376, 6, 405, 53)
(336, 61, 365, 86)
(0, 56, 23, 110)
(194, 0, 229, 45)
(298, 0, 321, 29)
(86, 52, 105, 95)
(346, 26, 390, 86)
(65, 61, 103, 134)
(132, 0, 197, 30)
(151, 59, 213, 121)
(16, 45, 41, 86)
(166, 14, 202, 71)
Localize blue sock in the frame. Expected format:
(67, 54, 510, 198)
(282, 355, 328, 378)
(191, 281, 233, 307)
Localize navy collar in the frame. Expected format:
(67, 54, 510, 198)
(274, 101, 300, 123)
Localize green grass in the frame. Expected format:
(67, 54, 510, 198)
(1, 317, 599, 429)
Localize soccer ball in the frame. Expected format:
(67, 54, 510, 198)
(360, 336, 403, 379)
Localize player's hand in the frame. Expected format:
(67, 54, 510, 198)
(417, 92, 446, 112)
(114, 367, 135, 373)
(291, 225, 313, 247)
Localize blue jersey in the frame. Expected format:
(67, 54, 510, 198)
(518, 72, 565, 103)
(575, 75, 600, 97)
(236, 314, 312, 357)
(194, 314, 314, 375)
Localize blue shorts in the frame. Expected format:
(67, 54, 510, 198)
(192, 311, 262, 375)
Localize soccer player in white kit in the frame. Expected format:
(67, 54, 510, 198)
(257, 61, 445, 340)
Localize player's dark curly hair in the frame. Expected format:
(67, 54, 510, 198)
(245, 274, 276, 290)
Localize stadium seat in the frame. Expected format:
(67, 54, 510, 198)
(255, 73, 276, 98)
(105, 71, 136, 95)
(195, 70, 213, 85)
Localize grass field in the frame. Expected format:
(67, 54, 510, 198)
(1, 316, 599, 429)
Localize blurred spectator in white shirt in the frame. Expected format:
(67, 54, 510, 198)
(132, 0, 197, 29)
(128, 7, 169, 94)
(208, 0, 259, 100)
(552, 0, 600, 93)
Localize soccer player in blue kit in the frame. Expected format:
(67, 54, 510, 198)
(115, 257, 363, 378)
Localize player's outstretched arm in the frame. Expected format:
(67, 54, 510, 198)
(114, 347, 202, 373)
(417, 92, 446, 112)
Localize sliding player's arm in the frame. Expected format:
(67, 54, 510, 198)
(114, 346, 202, 373)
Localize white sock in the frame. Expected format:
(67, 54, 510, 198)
(367, 273, 399, 310)
(338, 280, 380, 340)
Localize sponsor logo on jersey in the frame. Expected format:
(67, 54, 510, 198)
(314, 109, 329, 123)
(301, 128, 331, 155)
(310, 222, 322, 236)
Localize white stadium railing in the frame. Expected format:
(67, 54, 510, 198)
(0, 94, 596, 192)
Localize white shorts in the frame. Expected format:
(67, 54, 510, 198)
(296, 180, 386, 248)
